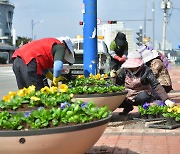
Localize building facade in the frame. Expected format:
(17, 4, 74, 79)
(0, 0, 16, 63)
(97, 22, 134, 52)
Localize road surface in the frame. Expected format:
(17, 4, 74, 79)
(0, 65, 17, 99)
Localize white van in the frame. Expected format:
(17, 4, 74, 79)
(62, 38, 110, 79)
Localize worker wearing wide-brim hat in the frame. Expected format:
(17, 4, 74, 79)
(12, 37, 75, 90)
(113, 51, 175, 115)
(141, 49, 172, 93)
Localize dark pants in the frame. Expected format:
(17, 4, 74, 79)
(110, 58, 123, 71)
(119, 91, 152, 111)
(13, 57, 45, 90)
(163, 85, 172, 93)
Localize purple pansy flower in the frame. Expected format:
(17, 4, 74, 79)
(38, 106, 44, 110)
(25, 111, 31, 117)
(143, 102, 150, 110)
(60, 102, 71, 109)
(81, 102, 88, 108)
(153, 100, 166, 106)
(106, 84, 110, 87)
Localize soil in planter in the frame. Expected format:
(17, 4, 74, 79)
(0, 103, 54, 113)
(148, 120, 180, 129)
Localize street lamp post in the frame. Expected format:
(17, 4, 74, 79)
(161, 0, 171, 52)
(31, 19, 43, 40)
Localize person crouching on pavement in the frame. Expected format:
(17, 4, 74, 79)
(141, 48, 173, 94)
(12, 37, 75, 90)
(111, 51, 175, 115)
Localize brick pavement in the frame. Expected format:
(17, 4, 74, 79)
(86, 65, 180, 154)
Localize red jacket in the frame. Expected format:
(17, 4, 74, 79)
(12, 38, 63, 75)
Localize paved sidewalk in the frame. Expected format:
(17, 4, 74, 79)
(86, 65, 180, 154)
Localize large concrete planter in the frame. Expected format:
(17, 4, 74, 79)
(73, 90, 128, 111)
(0, 115, 112, 154)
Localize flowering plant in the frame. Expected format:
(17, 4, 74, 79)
(162, 105, 180, 122)
(67, 73, 125, 94)
(138, 100, 168, 116)
(0, 73, 124, 111)
(0, 73, 126, 130)
(0, 99, 110, 130)
(0, 84, 111, 130)
(0, 85, 73, 111)
(138, 100, 180, 122)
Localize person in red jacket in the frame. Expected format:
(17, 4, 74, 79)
(12, 37, 75, 90)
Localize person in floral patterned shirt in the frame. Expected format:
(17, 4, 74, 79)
(141, 49, 172, 93)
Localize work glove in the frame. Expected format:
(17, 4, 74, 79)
(114, 55, 126, 62)
(165, 99, 175, 108)
(110, 70, 117, 78)
(51, 76, 68, 87)
(45, 71, 53, 81)
(110, 70, 117, 84)
(51, 77, 60, 87)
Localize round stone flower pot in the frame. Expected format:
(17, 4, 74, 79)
(73, 90, 128, 111)
(0, 115, 112, 154)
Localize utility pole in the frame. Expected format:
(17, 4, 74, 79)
(83, 0, 97, 76)
(144, 0, 147, 38)
(152, 0, 155, 47)
(161, 0, 171, 52)
(31, 19, 44, 40)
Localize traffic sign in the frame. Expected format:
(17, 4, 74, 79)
(97, 18, 101, 25)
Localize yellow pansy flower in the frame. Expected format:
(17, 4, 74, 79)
(172, 106, 178, 112)
(40, 86, 50, 93)
(100, 78, 104, 81)
(89, 73, 93, 78)
(27, 85, 36, 94)
(59, 84, 68, 93)
(177, 108, 180, 113)
(95, 73, 101, 80)
(30, 96, 40, 101)
(103, 74, 108, 79)
(3, 95, 10, 102)
(70, 93, 74, 98)
(17, 89, 26, 97)
(50, 86, 58, 93)
(77, 75, 84, 79)
(167, 108, 173, 112)
(8, 91, 17, 98)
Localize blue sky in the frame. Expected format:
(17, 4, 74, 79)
(10, 0, 180, 49)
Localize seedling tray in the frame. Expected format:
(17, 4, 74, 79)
(133, 117, 166, 122)
(148, 121, 180, 129)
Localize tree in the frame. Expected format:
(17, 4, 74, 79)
(16, 36, 32, 47)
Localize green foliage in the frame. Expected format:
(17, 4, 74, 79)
(162, 106, 180, 122)
(16, 36, 31, 47)
(0, 88, 72, 111)
(138, 104, 180, 122)
(0, 100, 111, 130)
(138, 104, 168, 115)
(67, 77, 125, 94)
